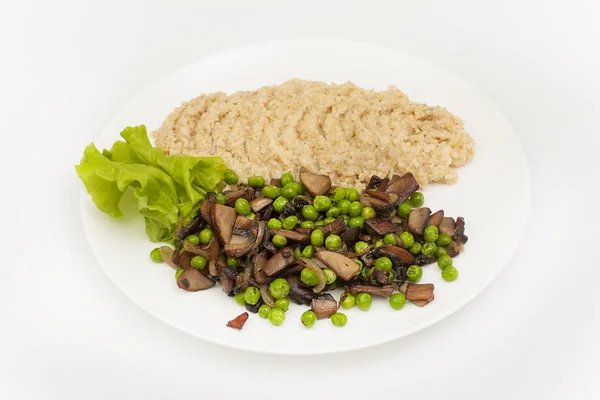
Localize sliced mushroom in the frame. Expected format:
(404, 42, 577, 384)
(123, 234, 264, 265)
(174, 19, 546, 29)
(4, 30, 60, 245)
(249, 221, 267, 254)
(245, 298, 263, 314)
(366, 175, 383, 190)
(445, 240, 464, 257)
(340, 227, 360, 243)
(159, 246, 179, 270)
(259, 284, 276, 307)
(224, 187, 254, 207)
(177, 216, 203, 241)
(200, 193, 216, 224)
(176, 251, 195, 269)
(316, 216, 346, 235)
(224, 234, 256, 258)
(439, 217, 457, 236)
(315, 251, 360, 281)
(372, 268, 391, 286)
(365, 217, 400, 235)
(376, 245, 416, 265)
(412, 296, 434, 307)
(359, 194, 395, 214)
(226, 312, 249, 330)
(453, 217, 468, 244)
(177, 268, 215, 291)
(233, 215, 259, 236)
(270, 229, 310, 243)
(414, 254, 437, 266)
(407, 207, 431, 235)
(311, 297, 338, 319)
(250, 197, 273, 213)
(219, 266, 237, 295)
(384, 172, 419, 204)
(287, 275, 316, 305)
(206, 237, 221, 276)
(346, 285, 395, 297)
(427, 210, 444, 227)
(182, 239, 210, 258)
(405, 283, 435, 303)
(262, 247, 295, 277)
(253, 252, 269, 284)
(211, 204, 236, 244)
(299, 166, 332, 197)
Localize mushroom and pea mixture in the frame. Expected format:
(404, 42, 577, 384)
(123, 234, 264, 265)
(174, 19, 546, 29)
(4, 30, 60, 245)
(150, 167, 467, 330)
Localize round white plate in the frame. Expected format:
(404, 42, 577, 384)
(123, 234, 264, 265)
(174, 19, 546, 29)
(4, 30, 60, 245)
(80, 39, 530, 355)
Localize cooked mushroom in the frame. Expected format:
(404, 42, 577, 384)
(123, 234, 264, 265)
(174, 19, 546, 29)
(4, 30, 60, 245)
(219, 266, 237, 295)
(159, 246, 179, 270)
(299, 166, 332, 197)
(384, 172, 419, 204)
(366, 175, 383, 190)
(270, 229, 310, 243)
(182, 238, 211, 258)
(176, 251, 195, 269)
(340, 227, 360, 243)
(224, 187, 254, 207)
(427, 210, 444, 227)
(359, 193, 395, 214)
(245, 298, 263, 314)
(177, 216, 203, 241)
(177, 268, 215, 291)
(365, 217, 400, 235)
(372, 268, 391, 286)
(200, 192, 217, 223)
(206, 237, 221, 276)
(224, 234, 256, 258)
(262, 247, 295, 277)
(445, 240, 464, 257)
(346, 285, 395, 297)
(226, 312, 249, 330)
(311, 297, 338, 319)
(375, 245, 416, 265)
(259, 284, 276, 307)
(233, 215, 259, 236)
(249, 221, 267, 254)
(292, 196, 312, 213)
(414, 254, 437, 266)
(253, 252, 269, 284)
(439, 217, 456, 236)
(407, 207, 431, 235)
(211, 204, 237, 244)
(315, 251, 360, 281)
(287, 275, 316, 305)
(453, 217, 468, 244)
(405, 283, 435, 305)
(316, 216, 346, 235)
(250, 197, 273, 213)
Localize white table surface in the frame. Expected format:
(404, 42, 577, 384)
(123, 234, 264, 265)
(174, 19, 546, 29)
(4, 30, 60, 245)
(1, 0, 598, 399)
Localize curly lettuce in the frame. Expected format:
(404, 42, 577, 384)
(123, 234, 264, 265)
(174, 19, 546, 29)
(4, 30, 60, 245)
(76, 125, 226, 242)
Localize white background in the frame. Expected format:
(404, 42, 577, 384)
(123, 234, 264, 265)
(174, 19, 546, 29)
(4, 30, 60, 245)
(1, 0, 598, 399)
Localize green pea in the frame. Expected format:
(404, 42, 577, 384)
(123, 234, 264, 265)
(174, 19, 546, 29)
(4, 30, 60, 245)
(323, 268, 337, 284)
(269, 278, 290, 299)
(343, 215, 350, 224)
(191, 256, 207, 269)
(409, 242, 422, 255)
(383, 234, 397, 245)
(150, 248, 163, 263)
(423, 225, 439, 243)
(337, 199, 351, 215)
(186, 235, 200, 246)
(281, 183, 299, 199)
(247, 212, 256, 220)
(399, 231, 414, 248)
(262, 185, 281, 199)
(267, 218, 283, 230)
(234, 291, 246, 306)
(244, 286, 261, 305)
(175, 268, 184, 279)
(374, 239, 384, 248)
(435, 246, 447, 258)
(361, 265, 371, 280)
(273, 196, 288, 213)
(300, 268, 319, 286)
(199, 228, 213, 245)
(298, 183, 307, 195)
(325, 234, 341, 249)
(361, 207, 376, 220)
(302, 205, 319, 221)
(437, 254, 453, 270)
(314, 220, 325, 227)
(215, 193, 226, 204)
(348, 201, 363, 217)
(331, 312, 348, 327)
(268, 308, 286, 326)
(436, 233, 452, 247)
(345, 188, 359, 201)
(397, 203, 411, 217)
(272, 234, 288, 248)
(332, 187, 346, 202)
(275, 297, 290, 311)
(355, 259, 364, 269)
(406, 265, 422, 283)
(235, 198, 251, 215)
(442, 266, 459, 282)
(248, 176, 265, 188)
(354, 241, 369, 253)
(310, 229, 324, 247)
(313, 195, 332, 212)
(300, 245, 314, 259)
(348, 216, 365, 229)
(356, 293, 372, 311)
(389, 293, 406, 310)
(224, 169, 239, 185)
(301, 310, 317, 327)
(422, 243, 437, 257)
(258, 304, 272, 319)
(340, 292, 355, 309)
(294, 247, 302, 259)
(300, 220, 315, 229)
(410, 192, 425, 207)
(227, 256, 240, 267)
(283, 215, 299, 230)
(326, 207, 341, 219)
(323, 217, 335, 225)
(374, 257, 393, 271)
(280, 172, 294, 187)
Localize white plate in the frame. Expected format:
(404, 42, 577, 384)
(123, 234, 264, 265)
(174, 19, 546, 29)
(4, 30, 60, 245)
(80, 39, 530, 355)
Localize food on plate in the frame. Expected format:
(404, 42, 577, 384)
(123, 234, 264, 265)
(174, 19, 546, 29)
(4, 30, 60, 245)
(153, 79, 475, 189)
